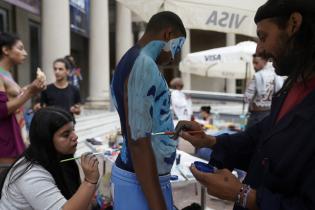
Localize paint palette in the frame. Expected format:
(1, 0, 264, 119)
(194, 161, 216, 173)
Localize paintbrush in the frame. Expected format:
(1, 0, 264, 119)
(151, 130, 204, 136)
(60, 152, 104, 163)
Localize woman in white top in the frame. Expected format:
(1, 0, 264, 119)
(0, 107, 100, 210)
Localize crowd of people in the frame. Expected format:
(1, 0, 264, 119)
(1, 0, 315, 209)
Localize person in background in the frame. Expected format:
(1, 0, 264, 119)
(175, 0, 315, 209)
(41, 58, 81, 116)
(170, 77, 192, 121)
(0, 32, 45, 166)
(64, 55, 82, 90)
(244, 53, 284, 128)
(111, 11, 186, 210)
(0, 107, 99, 210)
(198, 106, 213, 125)
(24, 95, 41, 131)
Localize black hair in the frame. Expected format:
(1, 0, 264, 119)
(0, 107, 80, 199)
(201, 106, 211, 114)
(0, 32, 20, 59)
(145, 11, 186, 37)
(53, 58, 71, 70)
(64, 55, 76, 68)
(271, 14, 315, 93)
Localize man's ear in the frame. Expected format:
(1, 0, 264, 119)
(287, 12, 303, 36)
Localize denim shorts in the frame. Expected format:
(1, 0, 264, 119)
(111, 164, 174, 210)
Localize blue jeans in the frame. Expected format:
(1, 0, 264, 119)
(111, 164, 174, 210)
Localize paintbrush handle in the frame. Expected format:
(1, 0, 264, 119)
(60, 156, 80, 163)
(151, 130, 204, 136)
(60, 152, 103, 163)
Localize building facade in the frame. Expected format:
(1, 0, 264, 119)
(0, 0, 255, 109)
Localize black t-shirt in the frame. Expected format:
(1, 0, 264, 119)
(41, 83, 81, 113)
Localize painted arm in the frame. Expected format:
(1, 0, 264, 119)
(128, 135, 167, 210)
(126, 58, 167, 210)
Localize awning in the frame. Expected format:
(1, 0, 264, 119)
(116, 0, 267, 37)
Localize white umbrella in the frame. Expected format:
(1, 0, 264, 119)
(116, 0, 267, 37)
(179, 41, 257, 79)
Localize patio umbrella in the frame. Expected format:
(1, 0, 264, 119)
(179, 41, 256, 79)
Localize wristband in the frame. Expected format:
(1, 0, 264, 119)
(236, 184, 251, 208)
(84, 178, 98, 185)
(242, 185, 251, 208)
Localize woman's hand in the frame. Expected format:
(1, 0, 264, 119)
(28, 78, 46, 95)
(173, 120, 216, 148)
(190, 166, 241, 201)
(80, 153, 100, 184)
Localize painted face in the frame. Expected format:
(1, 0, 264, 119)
(53, 62, 69, 81)
(6, 40, 27, 65)
(256, 18, 291, 76)
(53, 122, 78, 155)
(163, 36, 186, 59)
(157, 32, 186, 66)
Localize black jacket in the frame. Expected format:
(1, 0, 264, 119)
(210, 89, 315, 210)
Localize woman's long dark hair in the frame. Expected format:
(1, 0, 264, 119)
(0, 107, 80, 199)
(272, 14, 315, 94)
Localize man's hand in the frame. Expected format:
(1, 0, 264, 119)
(190, 166, 241, 201)
(173, 120, 216, 148)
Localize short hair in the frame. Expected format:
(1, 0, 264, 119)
(170, 77, 184, 89)
(253, 53, 268, 61)
(201, 106, 211, 114)
(53, 58, 70, 70)
(64, 55, 76, 68)
(145, 11, 186, 37)
(0, 32, 20, 59)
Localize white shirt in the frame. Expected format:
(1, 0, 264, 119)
(0, 158, 67, 210)
(244, 62, 284, 111)
(171, 89, 192, 120)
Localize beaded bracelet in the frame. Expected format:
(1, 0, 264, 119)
(235, 185, 244, 206)
(84, 178, 98, 185)
(242, 185, 251, 208)
(236, 184, 251, 208)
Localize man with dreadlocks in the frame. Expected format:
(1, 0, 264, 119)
(173, 0, 315, 209)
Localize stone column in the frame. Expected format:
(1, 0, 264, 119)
(87, 0, 110, 108)
(116, 2, 133, 64)
(181, 29, 191, 90)
(226, 33, 236, 93)
(42, 0, 70, 83)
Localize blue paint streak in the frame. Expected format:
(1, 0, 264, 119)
(147, 85, 156, 97)
(150, 106, 153, 118)
(164, 151, 176, 165)
(155, 90, 167, 102)
(160, 109, 168, 115)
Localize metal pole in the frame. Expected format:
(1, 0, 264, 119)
(242, 62, 249, 114)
